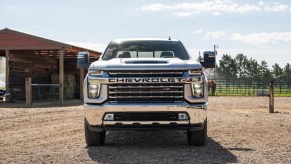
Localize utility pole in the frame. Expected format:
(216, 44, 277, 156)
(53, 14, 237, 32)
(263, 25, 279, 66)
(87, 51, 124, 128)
(213, 45, 218, 79)
(214, 45, 217, 54)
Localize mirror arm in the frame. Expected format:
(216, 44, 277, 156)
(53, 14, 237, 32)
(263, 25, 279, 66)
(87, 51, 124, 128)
(77, 62, 91, 69)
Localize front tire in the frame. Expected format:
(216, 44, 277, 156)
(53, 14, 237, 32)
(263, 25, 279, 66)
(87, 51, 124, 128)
(84, 119, 105, 146)
(187, 120, 207, 146)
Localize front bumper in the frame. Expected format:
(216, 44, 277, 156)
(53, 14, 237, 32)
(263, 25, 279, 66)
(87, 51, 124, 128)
(84, 102, 207, 131)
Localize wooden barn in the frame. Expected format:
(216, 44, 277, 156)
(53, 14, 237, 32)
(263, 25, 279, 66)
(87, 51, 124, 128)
(0, 28, 101, 103)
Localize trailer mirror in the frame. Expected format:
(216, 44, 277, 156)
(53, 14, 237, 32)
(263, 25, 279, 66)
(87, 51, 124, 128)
(200, 51, 216, 68)
(77, 51, 91, 69)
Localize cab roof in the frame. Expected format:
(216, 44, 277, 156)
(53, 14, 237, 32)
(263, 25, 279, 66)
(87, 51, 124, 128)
(111, 38, 180, 43)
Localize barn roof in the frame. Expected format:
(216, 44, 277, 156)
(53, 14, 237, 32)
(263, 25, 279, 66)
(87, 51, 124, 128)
(0, 28, 101, 57)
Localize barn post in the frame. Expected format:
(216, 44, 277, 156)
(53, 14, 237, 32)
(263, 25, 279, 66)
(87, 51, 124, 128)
(5, 50, 9, 92)
(25, 78, 32, 107)
(269, 80, 274, 113)
(80, 68, 84, 100)
(59, 49, 64, 105)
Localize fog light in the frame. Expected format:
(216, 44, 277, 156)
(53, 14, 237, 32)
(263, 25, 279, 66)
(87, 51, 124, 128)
(104, 114, 114, 121)
(178, 113, 188, 120)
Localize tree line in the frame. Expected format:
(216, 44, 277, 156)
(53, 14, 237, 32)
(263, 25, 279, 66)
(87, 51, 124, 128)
(199, 54, 291, 83)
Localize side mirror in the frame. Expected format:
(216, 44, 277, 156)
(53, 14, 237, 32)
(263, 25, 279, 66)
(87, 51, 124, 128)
(77, 51, 91, 69)
(200, 51, 216, 68)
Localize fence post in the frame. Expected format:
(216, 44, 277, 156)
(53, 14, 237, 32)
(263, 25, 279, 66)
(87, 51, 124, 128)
(269, 80, 274, 113)
(25, 78, 32, 107)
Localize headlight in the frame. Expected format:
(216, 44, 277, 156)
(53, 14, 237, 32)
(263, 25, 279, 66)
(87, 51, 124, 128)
(189, 69, 202, 75)
(89, 70, 103, 76)
(191, 82, 204, 98)
(88, 79, 101, 98)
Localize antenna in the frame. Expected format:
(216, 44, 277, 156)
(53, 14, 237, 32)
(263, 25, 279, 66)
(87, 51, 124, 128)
(214, 45, 218, 55)
(213, 44, 218, 79)
(168, 36, 171, 41)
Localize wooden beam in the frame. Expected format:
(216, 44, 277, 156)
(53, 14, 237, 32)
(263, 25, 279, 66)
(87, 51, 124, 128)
(269, 80, 274, 113)
(59, 49, 64, 105)
(25, 78, 32, 107)
(80, 68, 84, 100)
(5, 50, 9, 92)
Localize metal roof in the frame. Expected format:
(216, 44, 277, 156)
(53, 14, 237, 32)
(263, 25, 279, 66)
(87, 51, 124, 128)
(0, 28, 101, 57)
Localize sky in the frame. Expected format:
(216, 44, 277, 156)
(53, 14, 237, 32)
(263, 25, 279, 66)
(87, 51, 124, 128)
(1, 0, 291, 68)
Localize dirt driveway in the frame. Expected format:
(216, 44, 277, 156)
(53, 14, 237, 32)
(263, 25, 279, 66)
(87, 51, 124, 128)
(0, 97, 290, 163)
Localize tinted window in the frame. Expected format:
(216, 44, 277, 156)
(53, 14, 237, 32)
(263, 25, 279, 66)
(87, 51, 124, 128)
(102, 40, 189, 60)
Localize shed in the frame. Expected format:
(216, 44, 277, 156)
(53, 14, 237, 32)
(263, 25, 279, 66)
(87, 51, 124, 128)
(0, 28, 101, 103)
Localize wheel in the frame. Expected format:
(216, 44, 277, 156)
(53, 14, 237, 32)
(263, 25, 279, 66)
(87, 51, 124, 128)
(84, 119, 105, 146)
(187, 120, 207, 146)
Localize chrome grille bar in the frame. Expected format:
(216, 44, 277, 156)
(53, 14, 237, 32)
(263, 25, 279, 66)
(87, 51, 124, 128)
(109, 91, 183, 94)
(108, 83, 184, 103)
(109, 96, 183, 98)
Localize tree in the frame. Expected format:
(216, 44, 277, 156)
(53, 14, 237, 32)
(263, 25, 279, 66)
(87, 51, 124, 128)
(272, 63, 283, 79)
(235, 54, 248, 78)
(196, 53, 203, 62)
(245, 57, 259, 79)
(282, 63, 291, 85)
(259, 60, 272, 81)
(217, 54, 237, 79)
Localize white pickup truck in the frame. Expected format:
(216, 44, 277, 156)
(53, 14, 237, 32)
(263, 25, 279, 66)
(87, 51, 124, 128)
(77, 38, 216, 146)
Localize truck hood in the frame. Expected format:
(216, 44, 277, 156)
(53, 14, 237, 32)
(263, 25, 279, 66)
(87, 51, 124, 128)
(89, 58, 202, 71)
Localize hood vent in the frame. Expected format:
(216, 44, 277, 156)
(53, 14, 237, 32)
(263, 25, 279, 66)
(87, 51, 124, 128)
(125, 60, 168, 64)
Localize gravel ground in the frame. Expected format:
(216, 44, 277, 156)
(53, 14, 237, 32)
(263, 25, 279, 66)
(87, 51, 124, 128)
(0, 97, 290, 163)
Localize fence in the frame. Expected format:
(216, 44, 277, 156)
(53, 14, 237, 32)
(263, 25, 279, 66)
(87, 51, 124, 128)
(25, 78, 60, 107)
(213, 79, 291, 96)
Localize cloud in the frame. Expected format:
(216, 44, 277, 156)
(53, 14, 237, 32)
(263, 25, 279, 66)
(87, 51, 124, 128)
(141, 0, 291, 17)
(172, 11, 194, 17)
(66, 42, 107, 52)
(201, 30, 291, 47)
(141, 3, 170, 12)
(230, 32, 291, 46)
(192, 29, 203, 34)
(259, 2, 289, 12)
(213, 12, 221, 16)
(203, 31, 225, 41)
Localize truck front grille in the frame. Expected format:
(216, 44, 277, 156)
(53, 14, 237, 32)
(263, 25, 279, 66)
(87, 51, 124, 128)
(108, 70, 184, 77)
(108, 83, 184, 103)
(113, 112, 179, 121)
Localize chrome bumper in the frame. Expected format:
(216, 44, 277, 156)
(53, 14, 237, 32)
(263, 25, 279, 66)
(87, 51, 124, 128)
(84, 102, 207, 131)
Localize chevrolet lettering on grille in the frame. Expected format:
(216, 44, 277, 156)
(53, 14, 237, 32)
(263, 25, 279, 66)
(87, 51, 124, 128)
(108, 78, 186, 83)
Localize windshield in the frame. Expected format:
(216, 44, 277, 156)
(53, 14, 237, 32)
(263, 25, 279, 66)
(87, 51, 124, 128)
(102, 40, 189, 60)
